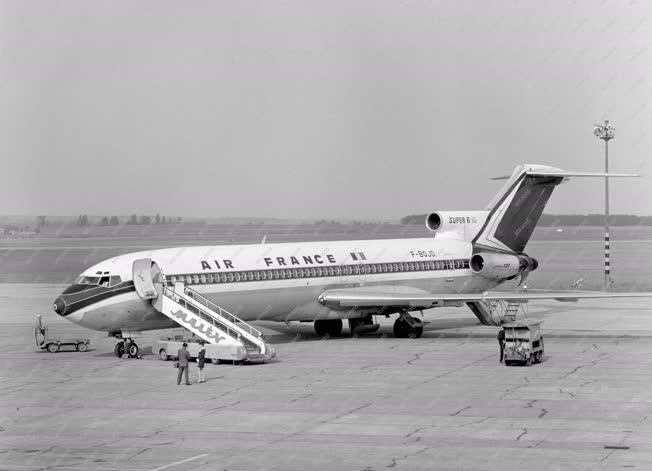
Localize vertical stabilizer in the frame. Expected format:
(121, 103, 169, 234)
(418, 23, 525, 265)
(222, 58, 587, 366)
(473, 164, 565, 254)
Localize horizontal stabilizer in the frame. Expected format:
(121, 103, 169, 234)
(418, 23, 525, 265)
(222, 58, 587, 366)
(490, 171, 639, 180)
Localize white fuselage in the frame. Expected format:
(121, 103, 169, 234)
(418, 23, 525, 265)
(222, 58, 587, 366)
(55, 237, 499, 333)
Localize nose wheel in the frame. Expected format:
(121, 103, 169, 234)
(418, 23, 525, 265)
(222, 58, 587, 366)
(114, 340, 140, 358)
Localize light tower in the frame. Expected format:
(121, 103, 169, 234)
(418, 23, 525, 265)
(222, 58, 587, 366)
(593, 120, 615, 289)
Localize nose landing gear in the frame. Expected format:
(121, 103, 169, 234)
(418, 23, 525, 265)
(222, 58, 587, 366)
(113, 336, 140, 358)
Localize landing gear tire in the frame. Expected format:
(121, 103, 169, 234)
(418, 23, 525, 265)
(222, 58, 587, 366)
(127, 343, 139, 358)
(46, 343, 58, 353)
(114, 341, 124, 358)
(314, 319, 343, 337)
(159, 348, 169, 361)
(76, 342, 88, 352)
(393, 317, 423, 339)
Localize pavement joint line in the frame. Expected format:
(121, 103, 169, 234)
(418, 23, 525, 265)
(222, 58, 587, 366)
(148, 453, 208, 471)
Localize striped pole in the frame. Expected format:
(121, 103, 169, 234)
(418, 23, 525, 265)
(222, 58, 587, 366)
(594, 120, 615, 290)
(604, 138, 610, 289)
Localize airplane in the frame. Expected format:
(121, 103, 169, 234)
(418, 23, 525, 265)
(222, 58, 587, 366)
(52, 164, 650, 359)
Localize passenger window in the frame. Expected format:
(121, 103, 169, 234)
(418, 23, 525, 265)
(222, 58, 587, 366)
(221, 273, 227, 282)
(200, 274, 206, 284)
(227, 273, 234, 282)
(247, 272, 254, 281)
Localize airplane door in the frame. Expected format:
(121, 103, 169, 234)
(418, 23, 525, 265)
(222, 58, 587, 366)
(132, 258, 159, 300)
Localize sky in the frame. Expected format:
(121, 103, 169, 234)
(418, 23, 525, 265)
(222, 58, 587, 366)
(0, 0, 650, 219)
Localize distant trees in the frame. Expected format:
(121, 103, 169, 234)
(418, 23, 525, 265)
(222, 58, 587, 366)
(119, 214, 179, 226)
(99, 216, 109, 226)
(35, 215, 48, 228)
(109, 216, 119, 225)
(76, 214, 89, 226)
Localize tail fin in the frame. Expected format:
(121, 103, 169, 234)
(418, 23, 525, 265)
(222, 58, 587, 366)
(472, 164, 638, 254)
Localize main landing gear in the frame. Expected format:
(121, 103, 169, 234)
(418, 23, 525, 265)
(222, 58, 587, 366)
(114, 339, 140, 358)
(393, 312, 424, 339)
(314, 319, 343, 337)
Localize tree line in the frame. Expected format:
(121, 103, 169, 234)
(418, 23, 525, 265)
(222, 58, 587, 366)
(70, 215, 182, 226)
(400, 213, 652, 226)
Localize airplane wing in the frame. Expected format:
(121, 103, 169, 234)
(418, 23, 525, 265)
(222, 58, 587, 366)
(318, 286, 652, 309)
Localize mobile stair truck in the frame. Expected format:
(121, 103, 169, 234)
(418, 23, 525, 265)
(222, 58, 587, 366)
(502, 319, 544, 366)
(152, 281, 275, 364)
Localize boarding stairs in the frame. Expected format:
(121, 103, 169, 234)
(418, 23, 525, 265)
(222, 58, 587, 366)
(155, 282, 275, 362)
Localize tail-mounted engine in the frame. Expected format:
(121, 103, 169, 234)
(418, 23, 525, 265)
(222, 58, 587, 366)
(470, 252, 538, 282)
(425, 211, 489, 242)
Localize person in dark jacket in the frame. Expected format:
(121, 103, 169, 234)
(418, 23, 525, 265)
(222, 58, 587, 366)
(497, 329, 505, 362)
(197, 343, 206, 383)
(177, 343, 191, 385)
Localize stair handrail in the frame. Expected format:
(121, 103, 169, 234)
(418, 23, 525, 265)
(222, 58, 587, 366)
(183, 287, 264, 340)
(161, 284, 266, 355)
(161, 286, 244, 340)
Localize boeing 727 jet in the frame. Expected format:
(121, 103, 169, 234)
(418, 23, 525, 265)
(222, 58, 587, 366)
(52, 164, 649, 359)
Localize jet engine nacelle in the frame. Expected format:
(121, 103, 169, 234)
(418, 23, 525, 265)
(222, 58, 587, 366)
(425, 211, 489, 242)
(470, 252, 538, 280)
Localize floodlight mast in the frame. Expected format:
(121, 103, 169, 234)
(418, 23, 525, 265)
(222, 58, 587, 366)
(593, 120, 615, 289)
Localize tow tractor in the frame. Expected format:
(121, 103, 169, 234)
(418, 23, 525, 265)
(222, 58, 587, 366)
(34, 315, 90, 353)
(502, 319, 544, 366)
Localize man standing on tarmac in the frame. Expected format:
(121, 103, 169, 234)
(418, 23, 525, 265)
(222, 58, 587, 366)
(177, 343, 191, 386)
(497, 329, 505, 362)
(197, 343, 206, 383)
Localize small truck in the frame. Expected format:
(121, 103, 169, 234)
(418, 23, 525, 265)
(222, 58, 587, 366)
(34, 315, 90, 353)
(154, 336, 265, 364)
(502, 319, 544, 366)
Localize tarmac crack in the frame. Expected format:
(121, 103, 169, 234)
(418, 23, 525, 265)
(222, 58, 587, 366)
(538, 408, 548, 419)
(560, 365, 582, 378)
(407, 353, 423, 365)
(515, 428, 528, 441)
(450, 406, 470, 416)
(208, 400, 240, 412)
(386, 446, 429, 468)
(289, 393, 313, 403)
(127, 447, 151, 460)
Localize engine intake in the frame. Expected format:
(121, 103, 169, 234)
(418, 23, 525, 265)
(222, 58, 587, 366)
(425, 213, 442, 232)
(470, 252, 538, 280)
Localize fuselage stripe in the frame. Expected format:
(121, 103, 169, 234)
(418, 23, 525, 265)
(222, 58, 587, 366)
(166, 259, 470, 286)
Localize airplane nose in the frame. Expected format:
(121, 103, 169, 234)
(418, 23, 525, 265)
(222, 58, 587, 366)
(53, 297, 66, 316)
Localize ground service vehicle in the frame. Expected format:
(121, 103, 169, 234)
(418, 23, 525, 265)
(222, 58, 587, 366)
(34, 315, 90, 353)
(503, 319, 544, 366)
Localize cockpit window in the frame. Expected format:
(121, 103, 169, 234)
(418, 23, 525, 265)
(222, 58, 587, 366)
(76, 276, 100, 285)
(74, 275, 120, 287)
